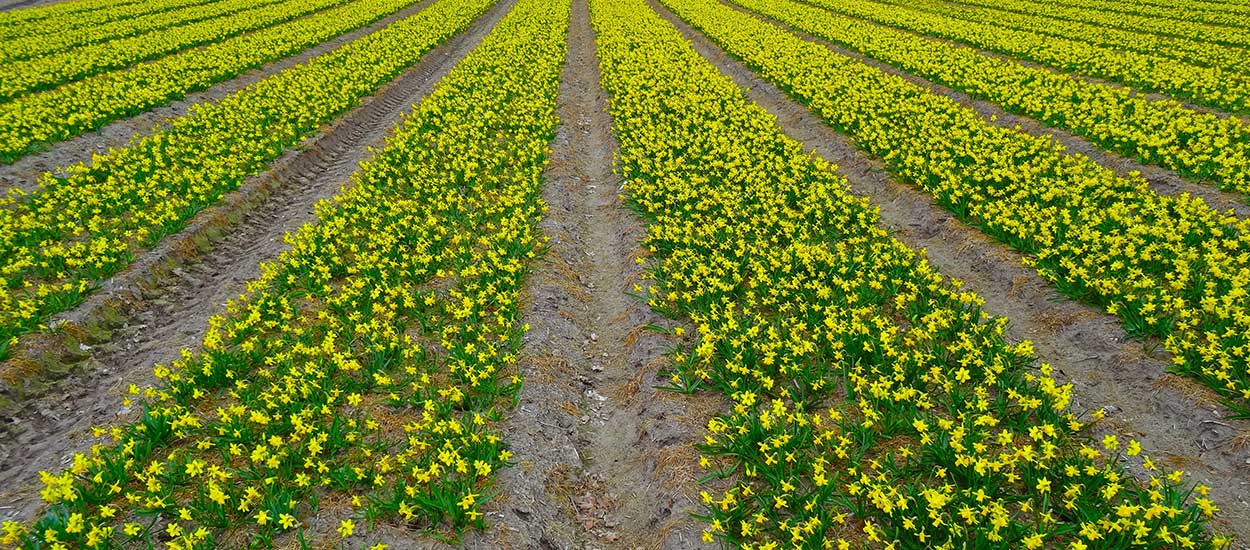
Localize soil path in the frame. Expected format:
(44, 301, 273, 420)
(0, 0, 515, 523)
(465, 0, 719, 546)
(0, 0, 439, 193)
(650, 0, 1250, 544)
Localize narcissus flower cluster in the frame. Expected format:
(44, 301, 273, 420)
(0, 0, 491, 356)
(733, 0, 1250, 197)
(1, 0, 568, 546)
(665, 0, 1250, 415)
(592, 0, 1230, 547)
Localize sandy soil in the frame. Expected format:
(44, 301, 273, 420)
(465, 1, 718, 546)
(0, 0, 514, 523)
(0, 0, 444, 194)
(650, 0, 1250, 544)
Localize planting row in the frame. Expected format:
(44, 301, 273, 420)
(0, 0, 416, 163)
(1030, 0, 1250, 29)
(0, 0, 139, 27)
(0, 0, 219, 42)
(591, 0, 1228, 546)
(797, 0, 1250, 114)
(0, 0, 355, 102)
(733, 0, 1250, 198)
(0, 0, 492, 356)
(883, 0, 1250, 75)
(949, 0, 1250, 51)
(0, 0, 288, 64)
(0, 0, 567, 545)
(669, 0, 1250, 410)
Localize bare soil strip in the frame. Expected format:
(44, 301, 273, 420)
(649, 0, 1250, 543)
(733, 0, 1250, 217)
(0, 0, 438, 194)
(460, 0, 719, 547)
(0, 0, 515, 522)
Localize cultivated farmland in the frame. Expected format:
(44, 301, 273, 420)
(0, 0, 1247, 547)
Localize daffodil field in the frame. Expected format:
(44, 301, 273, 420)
(1, 0, 1248, 546)
(945, 0, 1250, 48)
(870, 0, 1250, 74)
(663, 0, 1250, 414)
(0, 0, 220, 41)
(0, 0, 419, 160)
(789, 0, 1250, 114)
(0, 0, 288, 64)
(595, 0, 1230, 546)
(729, 0, 1250, 196)
(0, 0, 356, 102)
(0, 0, 493, 347)
(2, 0, 566, 544)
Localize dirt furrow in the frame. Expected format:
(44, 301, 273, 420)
(0, 0, 438, 193)
(649, 0, 1250, 544)
(461, 1, 719, 547)
(0, 0, 515, 522)
(729, 0, 1250, 217)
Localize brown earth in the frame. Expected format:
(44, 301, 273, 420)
(469, 0, 720, 546)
